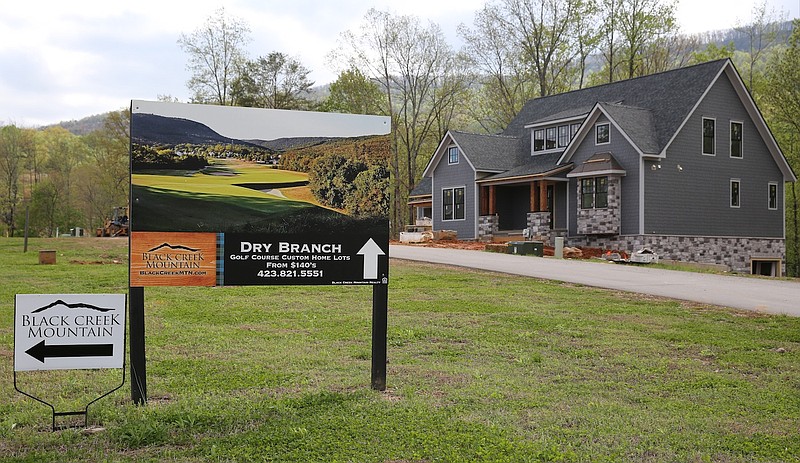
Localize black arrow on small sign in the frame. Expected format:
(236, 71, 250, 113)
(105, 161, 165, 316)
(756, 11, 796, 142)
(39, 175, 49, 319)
(25, 340, 113, 363)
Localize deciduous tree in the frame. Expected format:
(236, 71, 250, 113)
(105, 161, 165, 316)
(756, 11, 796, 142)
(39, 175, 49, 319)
(320, 67, 384, 115)
(178, 7, 251, 105)
(334, 9, 468, 234)
(763, 19, 800, 276)
(233, 52, 314, 109)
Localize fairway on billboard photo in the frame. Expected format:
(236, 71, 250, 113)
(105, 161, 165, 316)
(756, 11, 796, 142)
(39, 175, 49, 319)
(129, 100, 391, 287)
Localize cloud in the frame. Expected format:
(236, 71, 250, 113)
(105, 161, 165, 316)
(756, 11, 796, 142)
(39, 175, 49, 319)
(2, 0, 798, 126)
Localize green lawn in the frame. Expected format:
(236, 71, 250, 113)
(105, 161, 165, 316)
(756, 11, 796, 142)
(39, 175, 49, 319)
(1, 238, 799, 462)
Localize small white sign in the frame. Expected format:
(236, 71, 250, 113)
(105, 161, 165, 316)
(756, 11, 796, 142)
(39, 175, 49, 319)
(14, 294, 126, 372)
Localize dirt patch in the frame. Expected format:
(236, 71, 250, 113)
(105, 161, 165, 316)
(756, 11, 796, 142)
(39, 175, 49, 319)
(392, 240, 626, 260)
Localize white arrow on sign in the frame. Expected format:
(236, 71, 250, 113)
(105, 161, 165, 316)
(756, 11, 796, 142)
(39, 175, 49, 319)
(357, 238, 386, 280)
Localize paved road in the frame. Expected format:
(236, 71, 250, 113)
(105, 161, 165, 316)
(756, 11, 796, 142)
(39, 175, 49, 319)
(390, 245, 800, 317)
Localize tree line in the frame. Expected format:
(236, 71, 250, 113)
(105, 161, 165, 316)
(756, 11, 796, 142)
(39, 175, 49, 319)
(3, 0, 799, 275)
(131, 142, 276, 170)
(0, 112, 129, 237)
(280, 136, 391, 218)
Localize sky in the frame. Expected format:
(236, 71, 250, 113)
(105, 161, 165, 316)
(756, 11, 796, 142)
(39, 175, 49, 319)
(1, 0, 798, 128)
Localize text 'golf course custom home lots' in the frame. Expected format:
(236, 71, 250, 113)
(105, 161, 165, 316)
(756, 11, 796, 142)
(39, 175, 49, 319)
(410, 59, 796, 275)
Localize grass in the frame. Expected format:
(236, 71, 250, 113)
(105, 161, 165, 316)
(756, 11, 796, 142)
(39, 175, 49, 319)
(132, 160, 342, 233)
(1, 237, 799, 462)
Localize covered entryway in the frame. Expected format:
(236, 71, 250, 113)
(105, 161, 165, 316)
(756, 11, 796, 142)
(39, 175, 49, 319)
(478, 179, 556, 239)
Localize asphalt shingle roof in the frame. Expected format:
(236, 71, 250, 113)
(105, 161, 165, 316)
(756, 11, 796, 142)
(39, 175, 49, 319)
(449, 131, 522, 172)
(416, 59, 734, 195)
(504, 59, 728, 153)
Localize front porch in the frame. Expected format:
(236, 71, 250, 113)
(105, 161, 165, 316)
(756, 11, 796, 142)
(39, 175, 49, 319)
(477, 179, 566, 245)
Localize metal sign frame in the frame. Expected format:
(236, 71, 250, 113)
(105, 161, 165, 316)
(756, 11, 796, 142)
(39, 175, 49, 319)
(13, 294, 128, 431)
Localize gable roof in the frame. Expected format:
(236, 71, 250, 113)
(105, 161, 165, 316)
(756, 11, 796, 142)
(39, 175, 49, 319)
(449, 131, 521, 172)
(504, 60, 729, 156)
(598, 103, 659, 154)
(420, 59, 795, 188)
(421, 130, 522, 178)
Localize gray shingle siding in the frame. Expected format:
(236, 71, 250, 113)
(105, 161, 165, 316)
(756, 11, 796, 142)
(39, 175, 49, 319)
(645, 74, 784, 237)
(432, 150, 477, 239)
(567, 115, 641, 236)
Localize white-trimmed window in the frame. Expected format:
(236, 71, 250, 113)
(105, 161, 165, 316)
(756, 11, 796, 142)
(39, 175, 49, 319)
(769, 182, 778, 210)
(448, 146, 459, 164)
(442, 187, 465, 220)
(570, 123, 581, 138)
(580, 177, 608, 209)
(533, 129, 545, 151)
(546, 127, 557, 150)
(730, 121, 743, 158)
(730, 179, 741, 208)
(703, 117, 716, 155)
(595, 123, 610, 145)
(558, 125, 570, 148)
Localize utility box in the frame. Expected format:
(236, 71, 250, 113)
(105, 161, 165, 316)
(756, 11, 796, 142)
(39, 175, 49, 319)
(508, 241, 543, 257)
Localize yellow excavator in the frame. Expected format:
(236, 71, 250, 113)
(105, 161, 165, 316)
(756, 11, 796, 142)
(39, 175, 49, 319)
(96, 206, 129, 237)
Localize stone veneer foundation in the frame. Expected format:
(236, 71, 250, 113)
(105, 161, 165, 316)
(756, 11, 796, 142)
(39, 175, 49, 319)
(572, 234, 785, 274)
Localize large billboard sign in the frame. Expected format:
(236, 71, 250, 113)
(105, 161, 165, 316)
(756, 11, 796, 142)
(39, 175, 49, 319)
(129, 101, 390, 287)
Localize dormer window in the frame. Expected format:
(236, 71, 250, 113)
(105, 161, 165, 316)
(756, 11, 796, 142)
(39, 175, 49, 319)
(558, 125, 570, 148)
(448, 146, 459, 164)
(532, 121, 583, 153)
(534, 129, 545, 151)
(546, 127, 557, 149)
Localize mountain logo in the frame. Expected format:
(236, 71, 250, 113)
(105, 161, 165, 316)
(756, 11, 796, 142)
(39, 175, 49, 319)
(31, 300, 114, 313)
(147, 243, 200, 253)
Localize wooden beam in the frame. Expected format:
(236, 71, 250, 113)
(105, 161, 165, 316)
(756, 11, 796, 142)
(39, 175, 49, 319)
(489, 185, 496, 215)
(539, 181, 548, 211)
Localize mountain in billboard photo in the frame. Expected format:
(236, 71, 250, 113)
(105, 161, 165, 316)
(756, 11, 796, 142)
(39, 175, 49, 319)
(131, 113, 269, 150)
(131, 113, 337, 152)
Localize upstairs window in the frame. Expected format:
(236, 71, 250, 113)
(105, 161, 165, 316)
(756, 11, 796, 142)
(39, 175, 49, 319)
(546, 127, 557, 150)
(580, 177, 608, 209)
(533, 129, 545, 151)
(448, 146, 459, 164)
(570, 123, 581, 138)
(558, 125, 570, 148)
(703, 118, 716, 155)
(533, 122, 582, 153)
(730, 121, 743, 158)
(596, 123, 610, 145)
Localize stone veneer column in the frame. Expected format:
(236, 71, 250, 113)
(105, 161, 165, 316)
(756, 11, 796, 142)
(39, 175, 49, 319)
(527, 212, 551, 243)
(478, 215, 499, 241)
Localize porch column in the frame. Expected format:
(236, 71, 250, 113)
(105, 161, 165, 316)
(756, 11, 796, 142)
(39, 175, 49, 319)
(488, 185, 496, 215)
(529, 182, 537, 212)
(539, 181, 548, 211)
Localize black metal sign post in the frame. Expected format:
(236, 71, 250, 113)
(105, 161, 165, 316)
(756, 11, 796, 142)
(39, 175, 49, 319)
(129, 286, 147, 404)
(371, 283, 388, 391)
